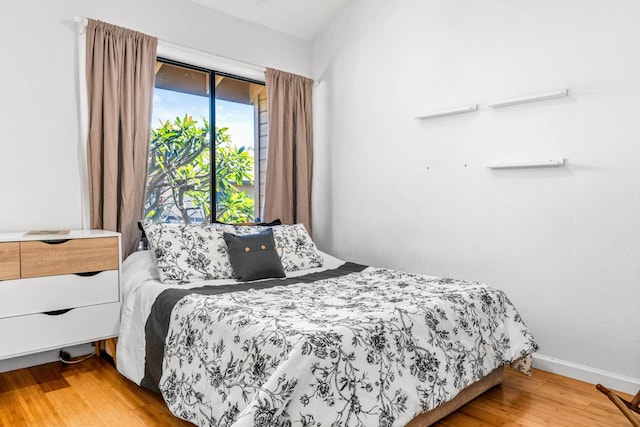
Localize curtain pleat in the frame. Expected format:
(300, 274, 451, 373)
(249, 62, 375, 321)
(86, 19, 157, 258)
(263, 68, 314, 235)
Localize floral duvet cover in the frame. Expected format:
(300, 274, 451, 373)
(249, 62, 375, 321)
(140, 262, 538, 427)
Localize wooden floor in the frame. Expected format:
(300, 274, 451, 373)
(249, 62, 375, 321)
(0, 356, 634, 426)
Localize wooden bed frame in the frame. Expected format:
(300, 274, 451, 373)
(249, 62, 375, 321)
(406, 366, 505, 426)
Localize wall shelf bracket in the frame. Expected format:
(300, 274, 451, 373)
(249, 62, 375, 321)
(416, 104, 477, 120)
(488, 89, 568, 108)
(487, 159, 566, 169)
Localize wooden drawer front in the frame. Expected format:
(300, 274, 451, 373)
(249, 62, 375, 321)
(0, 270, 119, 319)
(0, 302, 120, 360)
(20, 237, 118, 278)
(0, 242, 20, 280)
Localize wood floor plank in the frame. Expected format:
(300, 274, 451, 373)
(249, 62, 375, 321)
(433, 367, 635, 426)
(0, 357, 635, 426)
(0, 368, 37, 392)
(0, 389, 27, 426)
(44, 387, 100, 426)
(28, 363, 70, 393)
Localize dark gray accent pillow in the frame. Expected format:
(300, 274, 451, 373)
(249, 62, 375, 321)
(223, 229, 286, 281)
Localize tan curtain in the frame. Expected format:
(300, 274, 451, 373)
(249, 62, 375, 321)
(263, 68, 314, 235)
(86, 20, 157, 258)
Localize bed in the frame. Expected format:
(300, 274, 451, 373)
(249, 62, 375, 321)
(116, 222, 538, 426)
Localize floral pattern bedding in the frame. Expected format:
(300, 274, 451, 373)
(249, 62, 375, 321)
(146, 265, 538, 427)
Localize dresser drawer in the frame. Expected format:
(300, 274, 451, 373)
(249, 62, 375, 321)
(0, 302, 120, 360)
(20, 237, 118, 278)
(0, 270, 119, 319)
(0, 242, 20, 280)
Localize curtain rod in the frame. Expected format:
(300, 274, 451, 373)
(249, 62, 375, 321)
(73, 15, 266, 80)
(73, 16, 317, 85)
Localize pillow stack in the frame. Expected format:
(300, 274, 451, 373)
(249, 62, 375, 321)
(141, 221, 323, 284)
(211, 223, 324, 273)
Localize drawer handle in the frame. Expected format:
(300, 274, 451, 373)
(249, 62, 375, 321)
(75, 271, 102, 277)
(43, 308, 73, 316)
(41, 239, 71, 245)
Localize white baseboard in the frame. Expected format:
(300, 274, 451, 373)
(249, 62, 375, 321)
(0, 343, 94, 374)
(533, 353, 640, 395)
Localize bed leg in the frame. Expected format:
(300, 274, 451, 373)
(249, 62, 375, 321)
(94, 338, 118, 367)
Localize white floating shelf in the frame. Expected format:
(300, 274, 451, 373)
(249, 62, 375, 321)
(488, 89, 568, 108)
(487, 159, 566, 169)
(416, 104, 477, 120)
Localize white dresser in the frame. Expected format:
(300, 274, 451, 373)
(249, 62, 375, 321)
(0, 230, 121, 360)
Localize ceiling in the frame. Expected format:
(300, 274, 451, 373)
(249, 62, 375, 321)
(188, 0, 350, 41)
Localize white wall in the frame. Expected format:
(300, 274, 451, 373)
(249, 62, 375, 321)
(0, 0, 310, 233)
(312, 0, 640, 389)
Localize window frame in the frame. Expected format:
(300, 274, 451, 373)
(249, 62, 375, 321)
(156, 40, 266, 84)
(152, 56, 265, 224)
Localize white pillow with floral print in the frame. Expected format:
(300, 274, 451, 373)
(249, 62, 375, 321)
(206, 222, 237, 234)
(142, 222, 233, 284)
(272, 224, 324, 272)
(221, 223, 323, 272)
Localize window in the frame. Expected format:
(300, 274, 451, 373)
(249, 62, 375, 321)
(144, 59, 267, 224)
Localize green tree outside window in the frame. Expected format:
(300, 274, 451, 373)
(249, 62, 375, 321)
(144, 115, 255, 224)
